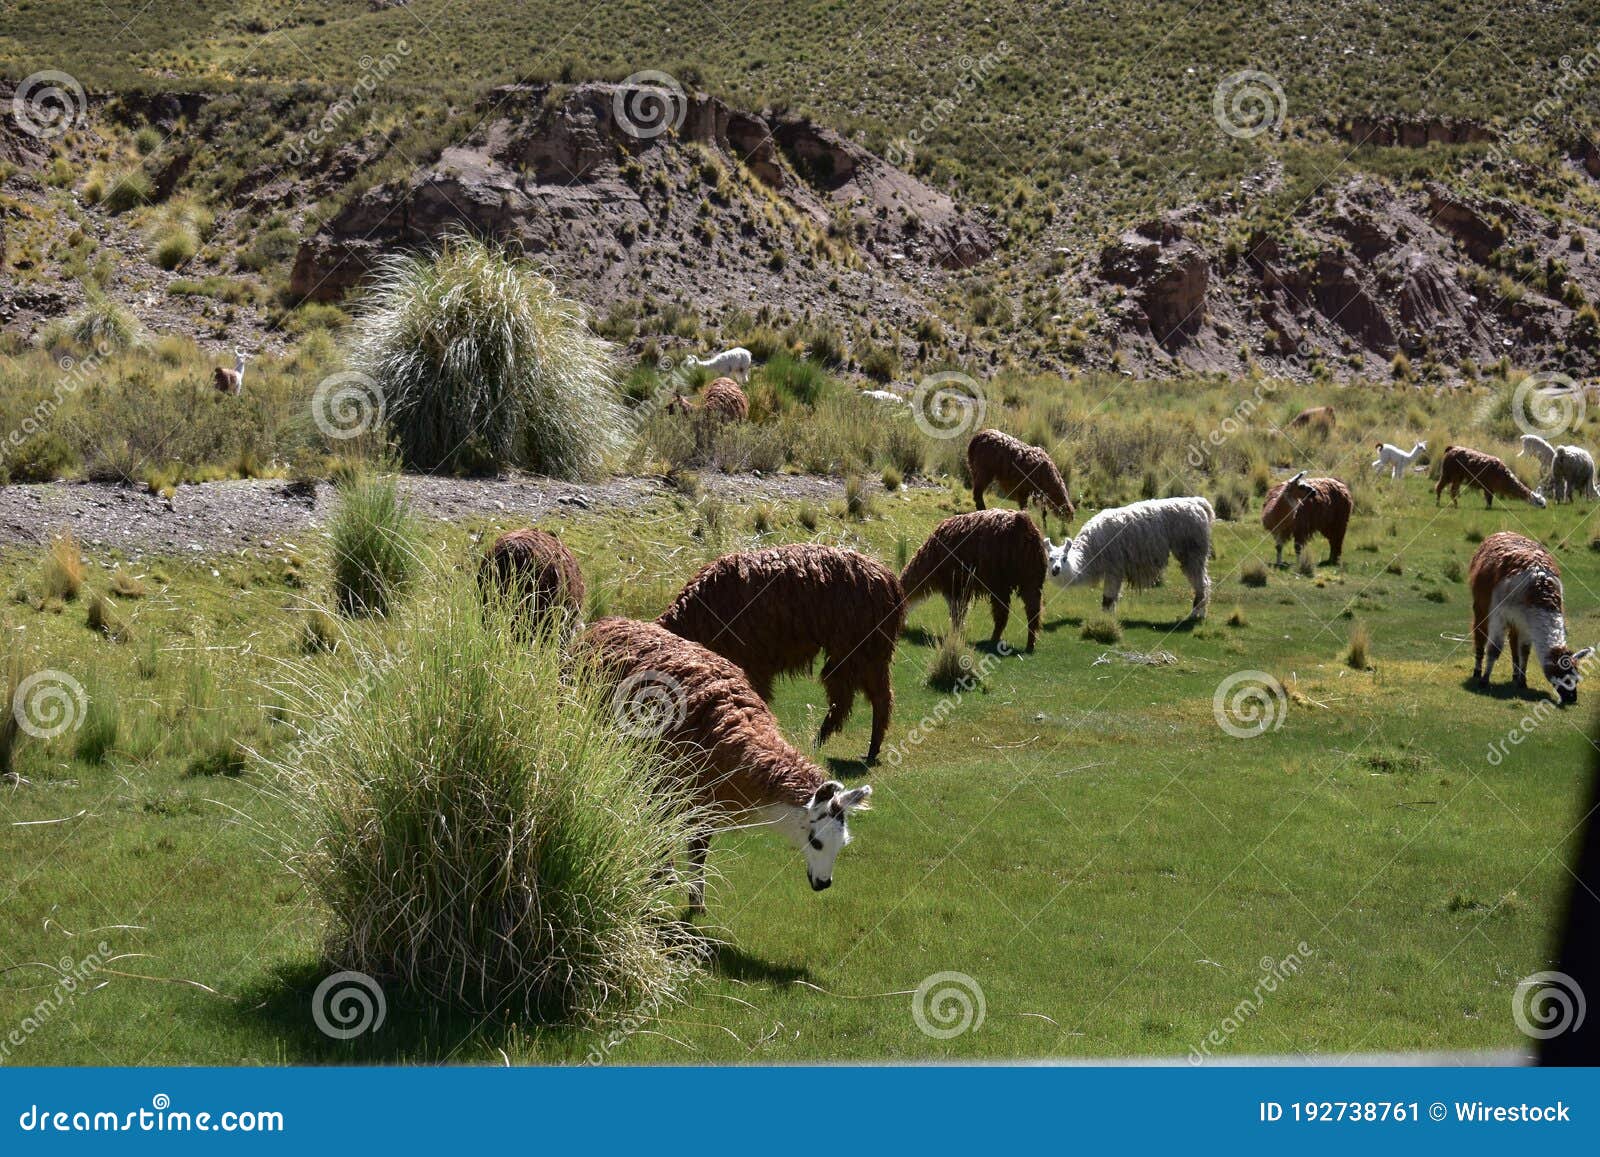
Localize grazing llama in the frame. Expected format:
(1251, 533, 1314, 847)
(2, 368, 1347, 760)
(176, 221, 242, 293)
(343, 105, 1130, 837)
(212, 350, 249, 395)
(657, 544, 905, 763)
(1261, 471, 1352, 567)
(1286, 406, 1335, 432)
(966, 429, 1075, 531)
(665, 376, 749, 423)
(1371, 440, 1427, 480)
(1435, 446, 1547, 509)
(478, 528, 586, 633)
(1549, 445, 1600, 504)
(1467, 532, 1593, 705)
(579, 617, 872, 913)
(1046, 496, 1215, 620)
(900, 509, 1047, 653)
(684, 347, 754, 384)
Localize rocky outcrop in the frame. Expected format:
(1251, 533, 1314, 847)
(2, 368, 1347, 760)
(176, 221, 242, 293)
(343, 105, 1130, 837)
(1337, 117, 1494, 148)
(290, 82, 993, 307)
(1098, 218, 1209, 348)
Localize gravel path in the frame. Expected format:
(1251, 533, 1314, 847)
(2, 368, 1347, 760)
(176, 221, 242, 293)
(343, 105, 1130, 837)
(0, 473, 885, 557)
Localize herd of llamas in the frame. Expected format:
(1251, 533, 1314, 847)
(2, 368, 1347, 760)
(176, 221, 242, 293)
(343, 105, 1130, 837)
(473, 374, 1597, 911)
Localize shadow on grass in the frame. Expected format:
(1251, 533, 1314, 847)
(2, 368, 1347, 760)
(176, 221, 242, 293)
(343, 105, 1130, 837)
(1040, 615, 1083, 634)
(902, 625, 940, 648)
(1118, 616, 1201, 633)
(1461, 677, 1564, 705)
(825, 755, 872, 779)
(704, 940, 810, 986)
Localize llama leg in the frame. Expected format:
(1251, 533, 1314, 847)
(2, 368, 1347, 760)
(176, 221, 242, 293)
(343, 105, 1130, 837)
(971, 470, 988, 511)
(1326, 525, 1345, 565)
(1022, 583, 1042, 654)
(1482, 633, 1502, 685)
(1181, 552, 1210, 619)
(988, 592, 1011, 646)
(1274, 538, 1285, 567)
(685, 829, 711, 916)
(1101, 574, 1123, 615)
(1434, 477, 1444, 504)
(1472, 601, 1488, 683)
(816, 660, 857, 750)
(864, 664, 894, 764)
(1511, 629, 1528, 689)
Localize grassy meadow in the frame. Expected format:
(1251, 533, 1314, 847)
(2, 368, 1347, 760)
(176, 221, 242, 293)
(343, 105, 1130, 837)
(2, 364, 1597, 1064)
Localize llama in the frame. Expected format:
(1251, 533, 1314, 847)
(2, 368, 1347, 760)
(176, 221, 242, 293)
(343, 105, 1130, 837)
(1371, 440, 1427, 480)
(684, 347, 754, 384)
(900, 509, 1047, 653)
(1287, 406, 1335, 432)
(1548, 445, 1600, 504)
(1261, 471, 1352, 567)
(478, 528, 586, 632)
(860, 389, 907, 406)
(665, 376, 749, 422)
(1045, 496, 1215, 620)
(1518, 434, 1557, 481)
(1467, 532, 1593, 705)
(966, 429, 1075, 531)
(212, 350, 249, 395)
(1435, 445, 1547, 509)
(657, 544, 905, 763)
(579, 617, 872, 913)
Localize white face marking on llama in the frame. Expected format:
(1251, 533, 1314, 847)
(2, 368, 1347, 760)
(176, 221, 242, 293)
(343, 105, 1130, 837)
(1044, 537, 1074, 586)
(1551, 645, 1597, 706)
(801, 781, 871, 891)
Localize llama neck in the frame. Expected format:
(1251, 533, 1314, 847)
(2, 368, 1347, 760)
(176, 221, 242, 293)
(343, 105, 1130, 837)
(755, 802, 810, 848)
(234, 355, 246, 381)
(1500, 572, 1568, 663)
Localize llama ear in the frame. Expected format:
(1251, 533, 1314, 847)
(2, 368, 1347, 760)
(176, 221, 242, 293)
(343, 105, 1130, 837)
(840, 785, 872, 812)
(1574, 646, 1595, 664)
(811, 781, 842, 807)
(1042, 537, 1054, 551)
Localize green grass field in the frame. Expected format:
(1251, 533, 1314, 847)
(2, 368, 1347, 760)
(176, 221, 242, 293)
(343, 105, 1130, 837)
(2, 445, 1595, 1064)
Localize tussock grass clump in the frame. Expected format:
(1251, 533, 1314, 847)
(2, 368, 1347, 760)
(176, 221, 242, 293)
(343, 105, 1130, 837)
(1345, 621, 1371, 670)
(74, 681, 119, 765)
(42, 533, 85, 602)
(927, 627, 978, 691)
(1296, 547, 1316, 577)
(1227, 606, 1248, 627)
(1080, 614, 1123, 644)
(1240, 559, 1269, 588)
(109, 570, 147, 599)
(329, 476, 422, 617)
(350, 234, 625, 478)
(57, 291, 142, 352)
(86, 591, 130, 642)
(272, 583, 705, 1020)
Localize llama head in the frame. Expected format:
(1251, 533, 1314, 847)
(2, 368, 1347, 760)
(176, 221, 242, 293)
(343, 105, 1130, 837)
(800, 780, 871, 891)
(664, 394, 693, 416)
(1529, 489, 1549, 509)
(1044, 537, 1078, 587)
(1547, 645, 1596, 706)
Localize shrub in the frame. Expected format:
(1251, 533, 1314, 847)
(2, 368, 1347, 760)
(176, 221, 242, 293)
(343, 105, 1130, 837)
(154, 227, 198, 270)
(42, 533, 85, 602)
(329, 476, 422, 617)
(109, 570, 147, 599)
(271, 581, 704, 1019)
(101, 170, 152, 214)
(74, 681, 119, 765)
(843, 475, 875, 520)
(1240, 559, 1269, 588)
(59, 291, 142, 351)
(927, 627, 977, 691)
(1080, 614, 1123, 643)
(350, 234, 625, 478)
(763, 351, 831, 406)
(859, 344, 900, 382)
(1345, 621, 1371, 670)
(3, 432, 76, 483)
(1227, 606, 1248, 627)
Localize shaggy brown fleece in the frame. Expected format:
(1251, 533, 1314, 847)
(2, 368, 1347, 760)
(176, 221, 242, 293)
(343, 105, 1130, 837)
(901, 509, 1047, 652)
(1287, 405, 1335, 430)
(1468, 531, 1576, 691)
(657, 544, 905, 762)
(578, 617, 825, 814)
(1261, 474, 1352, 566)
(478, 528, 585, 627)
(1436, 446, 1543, 508)
(666, 377, 749, 422)
(966, 429, 1074, 526)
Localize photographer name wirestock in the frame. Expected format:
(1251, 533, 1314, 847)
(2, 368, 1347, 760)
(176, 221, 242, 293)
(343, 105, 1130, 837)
(1257, 1100, 1576, 1124)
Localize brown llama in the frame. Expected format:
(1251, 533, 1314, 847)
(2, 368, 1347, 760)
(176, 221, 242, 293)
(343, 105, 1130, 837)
(1467, 532, 1593, 705)
(1286, 405, 1335, 432)
(966, 429, 1074, 530)
(212, 351, 248, 395)
(477, 528, 586, 631)
(579, 617, 872, 913)
(901, 509, 1047, 653)
(1261, 470, 1352, 567)
(656, 544, 905, 763)
(665, 377, 749, 422)
(1435, 446, 1547, 509)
